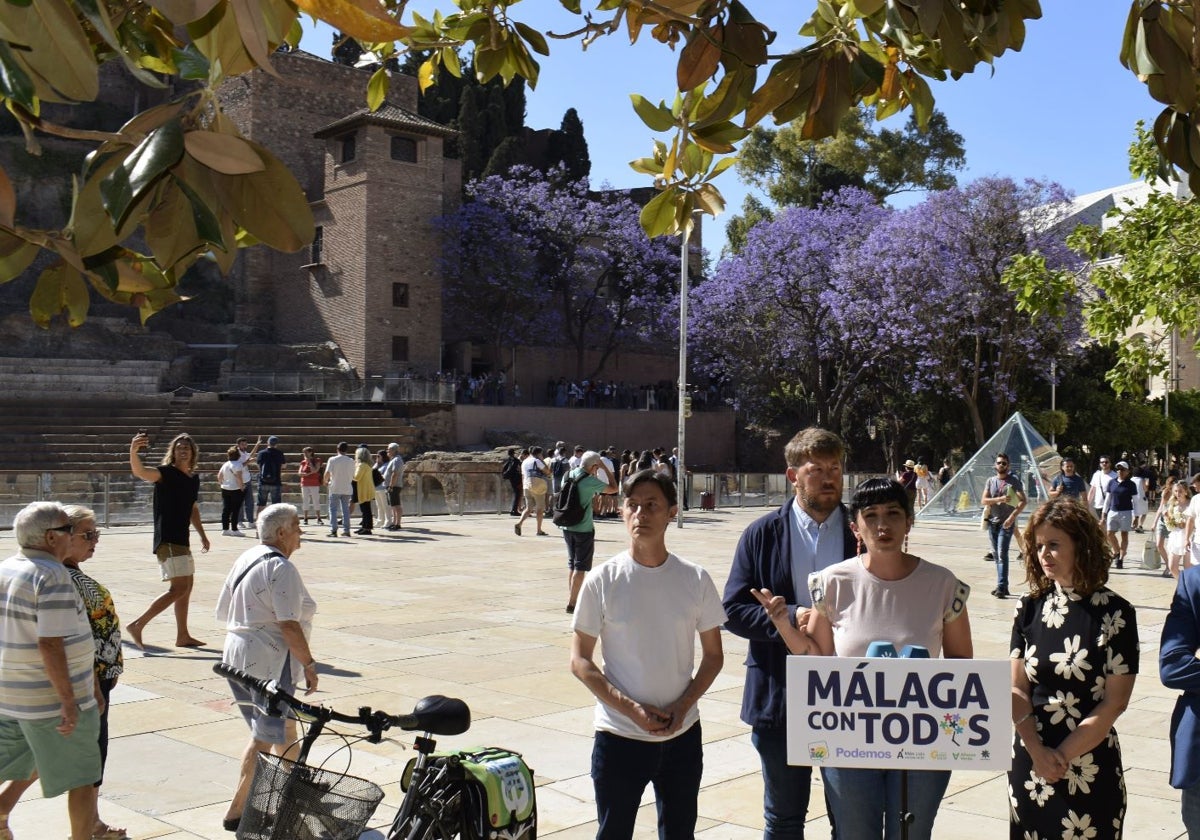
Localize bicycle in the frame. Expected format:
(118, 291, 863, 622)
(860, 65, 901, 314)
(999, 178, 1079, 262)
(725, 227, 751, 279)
(214, 663, 537, 840)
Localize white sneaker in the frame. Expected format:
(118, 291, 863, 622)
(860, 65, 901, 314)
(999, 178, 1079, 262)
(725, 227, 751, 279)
(222, 530, 232, 536)
(231, 529, 242, 536)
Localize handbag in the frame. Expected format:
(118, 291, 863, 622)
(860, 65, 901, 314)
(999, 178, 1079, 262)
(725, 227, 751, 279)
(1142, 538, 1161, 570)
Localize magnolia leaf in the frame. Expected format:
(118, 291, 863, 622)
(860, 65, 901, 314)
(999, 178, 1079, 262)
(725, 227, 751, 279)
(629, 156, 664, 175)
(209, 142, 314, 252)
(693, 120, 749, 151)
(0, 43, 36, 109)
(640, 187, 679, 237)
(680, 142, 704, 178)
(74, 0, 166, 87)
(230, 0, 278, 76)
(100, 118, 184, 229)
(149, 0, 222, 24)
(171, 44, 212, 80)
(0, 231, 38, 282)
(418, 56, 437, 92)
(293, 0, 410, 42)
(0, 165, 14, 228)
(30, 260, 89, 328)
(21, 0, 99, 101)
(677, 25, 723, 91)
(703, 154, 739, 181)
(145, 182, 205, 270)
(630, 94, 676, 132)
(183, 131, 265, 174)
(189, 1, 257, 79)
(441, 47, 462, 78)
(473, 44, 505, 82)
(693, 182, 725, 216)
(367, 66, 388, 111)
(514, 21, 549, 56)
(135, 286, 186, 324)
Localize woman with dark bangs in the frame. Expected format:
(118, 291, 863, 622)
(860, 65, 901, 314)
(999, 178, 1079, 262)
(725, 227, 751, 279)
(1009, 497, 1138, 839)
(754, 477, 971, 839)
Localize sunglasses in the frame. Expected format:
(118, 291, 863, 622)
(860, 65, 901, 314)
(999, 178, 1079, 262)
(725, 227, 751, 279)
(77, 530, 100, 542)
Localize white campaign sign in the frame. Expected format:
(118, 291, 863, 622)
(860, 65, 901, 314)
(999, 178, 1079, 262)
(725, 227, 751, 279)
(785, 656, 1011, 771)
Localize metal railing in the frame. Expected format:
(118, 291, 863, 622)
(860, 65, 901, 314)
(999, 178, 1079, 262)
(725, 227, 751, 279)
(0, 470, 874, 528)
(221, 373, 455, 404)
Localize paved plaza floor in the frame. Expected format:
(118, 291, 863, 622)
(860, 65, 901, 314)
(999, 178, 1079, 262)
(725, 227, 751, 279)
(0, 505, 1189, 839)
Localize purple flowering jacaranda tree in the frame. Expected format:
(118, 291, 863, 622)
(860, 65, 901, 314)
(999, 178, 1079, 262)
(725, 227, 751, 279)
(851, 177, 1084, 446)
(439, 166, 679, 379)
(689, 188, 894, 434)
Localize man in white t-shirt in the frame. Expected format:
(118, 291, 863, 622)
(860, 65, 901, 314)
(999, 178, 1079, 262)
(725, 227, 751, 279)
(1184, 474, 1200, 567)
(515, 446, 549, 537)
(323, 442, 356, 538)
(570, 470, 726, 839)
(1087, 455, 1117, 525)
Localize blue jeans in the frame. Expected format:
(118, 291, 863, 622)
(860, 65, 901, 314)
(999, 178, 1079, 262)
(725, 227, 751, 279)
(328, 493, 351, 534)
(821, 767, 949, 840)
(1183, 779, 1200, 837)
(241, 481, 256, 528)
(752, 726, 820, 840)
(987, 520, 1013, 592)
(592, 723, 703, 840)
(258, 482, 281, 508)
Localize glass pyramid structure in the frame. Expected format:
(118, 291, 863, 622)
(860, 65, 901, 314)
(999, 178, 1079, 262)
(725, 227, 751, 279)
(916, 411, 1061, 523)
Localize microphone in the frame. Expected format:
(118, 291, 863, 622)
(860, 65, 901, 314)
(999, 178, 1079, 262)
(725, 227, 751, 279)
(865, 640, 898, 658)
(900, 645, 930, 659)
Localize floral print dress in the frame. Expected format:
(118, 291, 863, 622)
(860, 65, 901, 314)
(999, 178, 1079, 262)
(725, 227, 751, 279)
(1008, 584, 1138, 840)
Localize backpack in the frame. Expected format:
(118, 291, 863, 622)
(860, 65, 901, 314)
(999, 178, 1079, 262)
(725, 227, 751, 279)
(551, 457, 568, 483)
(551, 473, 586, 528)
(501, 457, 520, 482)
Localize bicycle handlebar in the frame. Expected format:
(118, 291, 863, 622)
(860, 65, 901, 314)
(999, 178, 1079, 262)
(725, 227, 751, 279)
(214, 662, 425, 741)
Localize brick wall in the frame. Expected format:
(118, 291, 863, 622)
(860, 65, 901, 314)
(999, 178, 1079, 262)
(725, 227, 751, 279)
(219, 51, 452, 377)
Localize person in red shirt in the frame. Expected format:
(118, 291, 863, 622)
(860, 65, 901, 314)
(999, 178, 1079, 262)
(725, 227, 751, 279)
(298, 447, 323, 526)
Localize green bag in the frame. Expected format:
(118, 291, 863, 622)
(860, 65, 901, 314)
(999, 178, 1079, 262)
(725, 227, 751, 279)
(459, 747, 536, 839)
(403, 747, 537, 840)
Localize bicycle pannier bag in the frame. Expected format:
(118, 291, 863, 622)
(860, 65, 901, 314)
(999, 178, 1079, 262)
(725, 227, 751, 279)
(459, 747, 537, 840)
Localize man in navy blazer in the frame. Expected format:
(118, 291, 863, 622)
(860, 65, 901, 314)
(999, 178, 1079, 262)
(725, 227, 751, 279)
(722, 427, 856, 839)
(1162, 564, 1200, 835)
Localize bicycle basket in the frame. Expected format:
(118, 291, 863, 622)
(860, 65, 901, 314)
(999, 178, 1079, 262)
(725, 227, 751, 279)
(237, 753, 384, 840)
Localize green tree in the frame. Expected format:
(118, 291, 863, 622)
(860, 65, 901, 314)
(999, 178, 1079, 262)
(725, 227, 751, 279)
(546, 108, 591, 182)
(723, 194, 773, 255)
(737, 106, 965, 208)
(0, 0, 1189, 326)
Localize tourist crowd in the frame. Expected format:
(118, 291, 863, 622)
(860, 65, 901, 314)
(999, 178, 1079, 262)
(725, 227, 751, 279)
(5, 426, 1200, 840)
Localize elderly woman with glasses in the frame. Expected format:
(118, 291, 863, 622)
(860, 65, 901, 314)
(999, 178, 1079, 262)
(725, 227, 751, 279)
(0, 504, 126, 839)
(216, 503, 318, 834)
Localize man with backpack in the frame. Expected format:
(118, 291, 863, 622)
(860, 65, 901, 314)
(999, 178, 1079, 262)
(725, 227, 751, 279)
(515, 447, 551, 537)
(501, 448, 522, 516)
(557, 451, 617, 614)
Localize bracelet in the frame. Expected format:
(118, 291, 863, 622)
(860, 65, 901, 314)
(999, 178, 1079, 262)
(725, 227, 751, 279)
(1014, 711, 1033, 727)
(303, 660, 317, 670)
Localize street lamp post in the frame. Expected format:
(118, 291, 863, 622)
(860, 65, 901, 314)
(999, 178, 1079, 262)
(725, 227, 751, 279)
(676, 217, 692, 528)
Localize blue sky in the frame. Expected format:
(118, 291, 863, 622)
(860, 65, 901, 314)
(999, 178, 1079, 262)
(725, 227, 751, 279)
(300, 2, 1153, 254)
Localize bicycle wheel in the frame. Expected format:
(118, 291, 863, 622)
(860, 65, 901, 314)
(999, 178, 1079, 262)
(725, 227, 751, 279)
(392, 803, 457, 840)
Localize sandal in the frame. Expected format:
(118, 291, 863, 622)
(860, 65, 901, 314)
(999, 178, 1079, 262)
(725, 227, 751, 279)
(91, 825, 128, 840)
(0, 812, 11, 840)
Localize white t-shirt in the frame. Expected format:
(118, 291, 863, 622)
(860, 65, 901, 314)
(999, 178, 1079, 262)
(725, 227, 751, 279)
(809, 556, 969, 658)
(236, 449, 254, 483)
(218, 460, 243, 491)
(521, 456, 547, 490)
(1089, 469, 1116, 509)
(216, 545, 317, 685)
(0, 550, 96, 719)
(573, 551, 727, 741)
(1187, 496, 1200, 543)
(325, 454, 355, 495)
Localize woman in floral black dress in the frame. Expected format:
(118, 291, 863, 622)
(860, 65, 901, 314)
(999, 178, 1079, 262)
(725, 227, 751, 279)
(1009, 498, 1139, 839)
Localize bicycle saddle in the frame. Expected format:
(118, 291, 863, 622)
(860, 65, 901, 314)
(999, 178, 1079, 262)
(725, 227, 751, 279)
(412, 694, 471, 735)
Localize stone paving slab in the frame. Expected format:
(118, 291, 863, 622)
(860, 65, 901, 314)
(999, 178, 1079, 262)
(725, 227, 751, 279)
(0, 507, 1188, 839)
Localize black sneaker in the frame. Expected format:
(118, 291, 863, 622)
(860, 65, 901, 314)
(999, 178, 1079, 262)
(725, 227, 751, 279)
(991, 588, 1009, 598)
(983, 552, 994, 562)
(1115, 557, 1124, 569)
